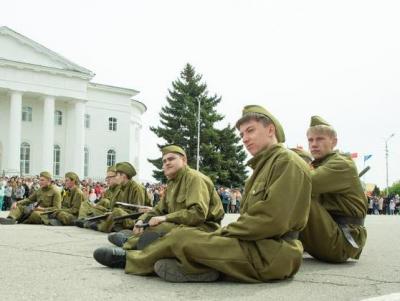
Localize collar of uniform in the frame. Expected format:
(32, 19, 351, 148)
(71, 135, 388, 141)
(120, 181, 130, 191)
(247, 143, 283, 169)
(311, 150, 337, 167)
(41, 185, 51, 191)
(168, 165, 188, 184)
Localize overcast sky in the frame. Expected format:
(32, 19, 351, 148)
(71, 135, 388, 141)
(1, 0, 399, 188)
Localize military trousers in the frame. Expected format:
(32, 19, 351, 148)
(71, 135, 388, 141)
(125, 226, 303, 283)
(299, 199, 367, 263)
(8, 204, 44, 224)
(78, 201, 108, 219)
(122, 221, 220, 250)
(55, 211, 77, 225)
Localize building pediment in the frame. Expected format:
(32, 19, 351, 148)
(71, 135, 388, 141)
(0, 26, 94, 78)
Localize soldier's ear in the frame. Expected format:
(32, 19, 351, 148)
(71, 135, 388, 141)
(332, 137, 338, 148)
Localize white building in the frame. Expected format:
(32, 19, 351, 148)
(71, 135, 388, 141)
(0, 26, 146, 180)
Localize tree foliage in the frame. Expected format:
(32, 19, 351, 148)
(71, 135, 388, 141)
(149, 63, 247, 186)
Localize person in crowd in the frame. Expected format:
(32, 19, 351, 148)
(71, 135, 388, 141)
(3, 182, 13, 210)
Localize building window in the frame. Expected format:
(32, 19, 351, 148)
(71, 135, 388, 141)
(107, 149, 116, 166)
(108, 117, 117, 131)
(22, 106, 32, 122)
(53, 145, 61, 176)
(85, 114, 90, 129)
(84, 147, 89, 178)
(20, 142, 30, 175)
(55, 110, 62, 126)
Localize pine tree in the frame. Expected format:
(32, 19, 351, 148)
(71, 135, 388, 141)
(149, 63, 247, 185)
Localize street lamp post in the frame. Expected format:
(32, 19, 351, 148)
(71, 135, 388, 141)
(385, 133, 395, 196)
(196, 99, 201, 171)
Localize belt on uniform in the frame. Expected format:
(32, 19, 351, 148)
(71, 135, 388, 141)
(281, 231, 299, 241)
(330, 214, 365, 249)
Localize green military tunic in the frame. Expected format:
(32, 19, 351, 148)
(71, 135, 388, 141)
(52, 186, 84, 225)
(8, 184, 61, 224)
(299, 151, 368, 262)
(78, 184, 120, 219)
(97, 180, 151, 233)
(123, 166, 224, 250)
(125, 144, 312, 282)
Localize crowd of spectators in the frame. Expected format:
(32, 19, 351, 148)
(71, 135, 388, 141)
(0, 175, 245, 215)
(217, 187, 242, 213)
(367, 194, 400, 215)
(4, 176, 400, 217)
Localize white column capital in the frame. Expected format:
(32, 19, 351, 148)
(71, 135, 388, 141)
(8, 90, 24, 98)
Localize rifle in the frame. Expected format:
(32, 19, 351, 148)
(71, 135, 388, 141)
(115, 202, 152, 210)
(359, 166, 371, 178)
(113, 212, 143, 221)
(83, 211, 143, 222)
(84, 212, 112, 222)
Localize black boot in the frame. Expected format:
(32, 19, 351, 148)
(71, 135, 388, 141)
(74, 219, 86, 228)
(154, 259, 219, 282)
(0, 217, 17, 225)
(108, 232, 130, 247)
(84, 221, 99, 231)
(48, 219, 63, 226)
(93, 247, 126, 268)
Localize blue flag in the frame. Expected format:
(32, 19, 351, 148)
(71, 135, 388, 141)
(364, 154, 372, 163)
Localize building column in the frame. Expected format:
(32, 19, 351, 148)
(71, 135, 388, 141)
(7, 91, 22, 175)
(72, 101, 85, 177)
(129, 120, 142, 175)
(42, 95, 55, 173)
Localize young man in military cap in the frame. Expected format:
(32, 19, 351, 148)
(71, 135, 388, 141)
(94, 162, 151, 233)
(0, 171, 61, 224)
(93, 105, 312, 283)
(99, 144, 224, 251)
(43, 172, 84, 226)
(76, 165, 120, 226)
(299, 116, 367, 263)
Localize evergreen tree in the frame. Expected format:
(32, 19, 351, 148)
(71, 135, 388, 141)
(148, 63, 247, 185)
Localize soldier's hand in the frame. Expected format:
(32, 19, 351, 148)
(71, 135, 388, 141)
(148, 216, 166, 227)
(133, 220, 144, 235)
(11, 202, 17, 210)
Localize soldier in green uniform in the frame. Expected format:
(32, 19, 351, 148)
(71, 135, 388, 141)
(44, 172, 84, 226)
(0, 171, 61, 225)
(299, 116, 368, 263)
(94, 162, 151, 233)
(105, 145, 225, 249)
(76, 166, 120, 225)
(93, 105, 312, 283)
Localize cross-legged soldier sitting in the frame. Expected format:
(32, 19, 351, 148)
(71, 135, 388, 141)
(299, 116, 368, 263)
(0, 171, 61, 225)
(102, 145, 224, 251)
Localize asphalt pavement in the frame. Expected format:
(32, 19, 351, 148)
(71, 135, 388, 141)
(0, 212, 399, 301)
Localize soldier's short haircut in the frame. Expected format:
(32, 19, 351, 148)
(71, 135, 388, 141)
(307, 125, 337, 139)
(236, 112, 273, 129)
